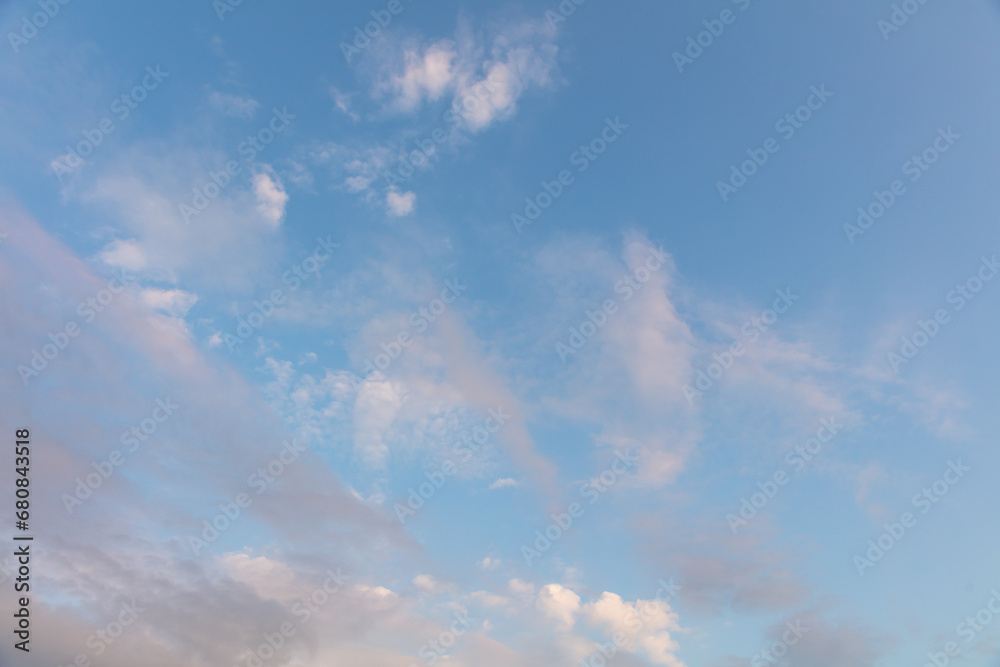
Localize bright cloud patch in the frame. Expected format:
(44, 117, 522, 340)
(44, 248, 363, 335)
(139, 287, 199, 317)
(98, 238, 148, 271)
(252, 170, 289, 226)
(374, 19, 560, 132)
(386, 189, 416, 216)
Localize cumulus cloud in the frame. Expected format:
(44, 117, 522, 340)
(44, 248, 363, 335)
(535, 584, 580, 631)
(386, 188, 416, 216)
(582, 592, 685, 667)
(252, 169, 289, 226)
(385, 42, 457, 111)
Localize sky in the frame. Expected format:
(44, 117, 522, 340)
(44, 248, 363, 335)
(1, 0, 1000, 665)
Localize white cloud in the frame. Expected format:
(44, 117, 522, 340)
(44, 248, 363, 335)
(0, 206, 430, 667)
(218, 553, 301, 601)
(208, 90, 260, 118)
(252, 170, 288, 227)
(488, 477, 519, 490)
(452, 40, 558, 133)
(346, 175, 373, 192)
(582, 592, 685, 667)
(413, 574, 439, 593)
(353, 375, 405, 467)
(508, 579, 535, 599)
(479, 557, 501, 570)
(386, 42, 457, 111)
(77, 146, 289, 289)
(330, 85, 360, 121)
(139, 288, 199, 317)
(98, 238, 148, 271)
(535, 583, 580, 631)
(386, 189, 416, 216)
(306, 141, 394, 200)
(373, 19, 560, 132)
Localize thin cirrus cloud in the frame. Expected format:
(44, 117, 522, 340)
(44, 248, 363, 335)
(208, 90, 261, 119)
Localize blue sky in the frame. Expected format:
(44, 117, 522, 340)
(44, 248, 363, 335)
(2, 1, 1000, 665)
